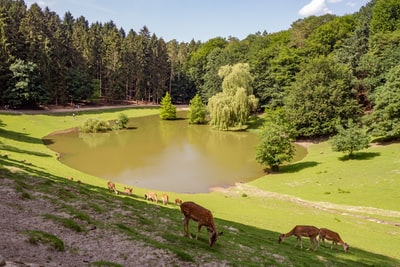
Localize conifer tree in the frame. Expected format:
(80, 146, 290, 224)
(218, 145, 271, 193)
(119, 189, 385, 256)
(159, 92, 176, 120)
(188, 94, 207, 124)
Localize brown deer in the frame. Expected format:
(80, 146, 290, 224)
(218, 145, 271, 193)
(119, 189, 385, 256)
(124, 187, 133, 196)
(144, 192, 158, 203)
(107, 181, 119, 195)
(180, 201, 223, 247)
(175, 198, 183, 205)
(161, 194, 169, 205)
(319, 228, 349, 252)
(279, 225, 319, 251)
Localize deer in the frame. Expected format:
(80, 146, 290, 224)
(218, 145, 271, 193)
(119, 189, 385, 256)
(161, 194, 169, 205)
(175, 198, 183, 205)
(180, 201, 223, 247)
(124, 187, 133, 196)
(145, 192, 158, 203)
(107, 181, 119, 195)
(319, 228, 349, 252)
(278, 225, 319, 251)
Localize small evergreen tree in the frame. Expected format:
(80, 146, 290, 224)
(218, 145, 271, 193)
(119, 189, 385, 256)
(159, 92, 177, 120)
(118, 113, 129, 128)
(330, 120, 370, 159)
(188, 94, 207, 124)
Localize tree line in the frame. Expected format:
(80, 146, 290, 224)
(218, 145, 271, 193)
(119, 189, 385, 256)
(1, 0, 400, 142)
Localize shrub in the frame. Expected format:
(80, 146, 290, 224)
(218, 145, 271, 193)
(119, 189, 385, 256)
(79, 118, 110, 133)
(117, 113, 129, 128)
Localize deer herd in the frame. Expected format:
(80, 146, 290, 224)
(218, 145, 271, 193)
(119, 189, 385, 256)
(105, 180, 348, 251)
(279, 225, 349, 252)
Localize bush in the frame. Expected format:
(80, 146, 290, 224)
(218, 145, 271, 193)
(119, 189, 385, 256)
(117, 113, 129, 128)
(79, 118, 110, 133)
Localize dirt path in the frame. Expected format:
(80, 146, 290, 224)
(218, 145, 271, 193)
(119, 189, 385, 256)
(214, 183, 400, 227)
(0, 103, 189, 115)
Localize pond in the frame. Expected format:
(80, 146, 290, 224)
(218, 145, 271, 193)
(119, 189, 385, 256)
(44, 111, 306, 193)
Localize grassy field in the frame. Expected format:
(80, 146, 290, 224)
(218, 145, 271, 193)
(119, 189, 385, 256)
(1, 107, 399, 266)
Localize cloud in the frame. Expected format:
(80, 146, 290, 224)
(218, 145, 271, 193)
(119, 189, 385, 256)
(25, 0, 54, 8)
(298, 0, 332, 17)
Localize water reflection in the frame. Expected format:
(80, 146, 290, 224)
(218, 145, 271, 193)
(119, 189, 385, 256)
(44, 112, 305, 193)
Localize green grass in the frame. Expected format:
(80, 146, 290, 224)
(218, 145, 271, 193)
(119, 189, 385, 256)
(23, 230, 65, 251)
(1, 107, 400, 266)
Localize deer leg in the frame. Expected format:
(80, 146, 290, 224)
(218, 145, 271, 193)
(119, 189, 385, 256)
(311, 237, 317, 251)
(306, 238, 312, 251)
(182, 217, 191, 238)
(196, 223, 202, 240)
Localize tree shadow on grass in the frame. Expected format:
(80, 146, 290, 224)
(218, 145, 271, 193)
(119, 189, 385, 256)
(0, 143, 52, 157)
(246, 116, 264, 130)
(0, 128, 43, 144)
(280, 161, 320, 173)
(338, 152, 381, 161)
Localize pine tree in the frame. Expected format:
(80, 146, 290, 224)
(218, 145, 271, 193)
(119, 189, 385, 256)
(159, 92, 176, 120)
(188, 94, 207, 124)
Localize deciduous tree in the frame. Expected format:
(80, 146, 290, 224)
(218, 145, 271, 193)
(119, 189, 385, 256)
(365, 65, 400, 139)
(256, 118, 295, 172)
(207, 63, 258, 130)
(330, 120, 370, 158)
(285, 56, 361, 137)
(4, 59, 48, 108)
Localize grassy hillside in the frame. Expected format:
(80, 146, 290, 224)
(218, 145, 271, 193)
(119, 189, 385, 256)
(0, 107, 399, 266)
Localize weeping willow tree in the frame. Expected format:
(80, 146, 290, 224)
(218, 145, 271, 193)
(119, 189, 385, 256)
(207, 63, 258, 130)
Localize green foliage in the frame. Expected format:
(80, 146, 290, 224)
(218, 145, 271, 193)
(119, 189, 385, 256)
(207, 63, 258, 130)
(330, 120, 370, 158)
(117, 113, 129, 128)
(23, 230, 65, 251)
(255, 114, 296, 172)
(188, 94, 207, 124)
(365, 65, 400, 139)
(79, 118, 111, 133)
(305, 15, 356, 56)
(159, 92, 177, 120)
(43, 214, 83, 232)
(3, 59, 48, 108)
(357, 30, 400, 91)
(284, 56, 361, 137)
(1, 110, 400, 265)
(370, 0, 400, 33)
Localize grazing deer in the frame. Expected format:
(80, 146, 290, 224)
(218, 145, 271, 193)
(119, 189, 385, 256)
(124, 187, 133, 196)
(175, 198, 183, 205)
(161, 194, 169, 205)
(107, 181, 119, 195)
(145, 192, 158, 203)
(319, 228, 349, 252)
(279, 225, 319, 251)
(180, 201, 223, 247)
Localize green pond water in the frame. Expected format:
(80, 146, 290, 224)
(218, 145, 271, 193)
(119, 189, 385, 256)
(44, 112, 306, 193)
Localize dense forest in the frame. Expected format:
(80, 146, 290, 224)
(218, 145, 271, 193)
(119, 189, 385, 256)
(1, 0, 399, 139)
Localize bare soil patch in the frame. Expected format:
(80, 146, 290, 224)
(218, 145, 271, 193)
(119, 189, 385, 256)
(0, 172, 197, 267)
